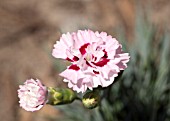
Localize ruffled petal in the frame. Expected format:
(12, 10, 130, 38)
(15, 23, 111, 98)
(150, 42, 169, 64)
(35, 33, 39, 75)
(53, 29, 130, 93)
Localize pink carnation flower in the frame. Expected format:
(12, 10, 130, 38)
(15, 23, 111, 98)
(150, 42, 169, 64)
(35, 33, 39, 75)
(18, 79, 47, 112)
(52, 30, 130, 93)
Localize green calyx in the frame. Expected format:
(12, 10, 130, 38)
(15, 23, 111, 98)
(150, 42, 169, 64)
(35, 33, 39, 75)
(47, 87, 77, 105)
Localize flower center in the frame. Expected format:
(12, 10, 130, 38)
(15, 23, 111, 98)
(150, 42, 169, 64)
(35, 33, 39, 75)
(85, 53, 92, 62)
(84, 44, 105, 63)
(68, 43, 109, 72)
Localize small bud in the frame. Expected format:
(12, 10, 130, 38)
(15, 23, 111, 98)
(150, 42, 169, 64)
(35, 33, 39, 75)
(47, 87, 77, 105)
(82, 90, 100, 109)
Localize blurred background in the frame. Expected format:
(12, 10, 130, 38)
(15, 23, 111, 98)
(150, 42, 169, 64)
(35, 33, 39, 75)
(0, 0, 170, 121)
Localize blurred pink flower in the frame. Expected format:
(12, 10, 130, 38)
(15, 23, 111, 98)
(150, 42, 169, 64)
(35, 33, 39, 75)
(52, 30, 130, 93)
(18, 79, 47, 112)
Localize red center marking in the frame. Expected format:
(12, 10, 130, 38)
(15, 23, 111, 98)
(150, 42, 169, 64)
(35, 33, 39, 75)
(79, 43, 90, 55)
(69, 64, 80, 71)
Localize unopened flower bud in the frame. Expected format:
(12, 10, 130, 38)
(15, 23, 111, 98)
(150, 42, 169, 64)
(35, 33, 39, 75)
(82, 90, 100, 109)
(47, 87, 77, 105)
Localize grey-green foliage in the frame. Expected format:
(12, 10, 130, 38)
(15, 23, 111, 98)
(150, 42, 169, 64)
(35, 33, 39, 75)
(53, 17, 170, 121)
(55, 101, 103, 121)
(117, 18, 170, 121)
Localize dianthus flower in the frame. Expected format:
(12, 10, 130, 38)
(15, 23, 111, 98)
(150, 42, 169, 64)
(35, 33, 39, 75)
(52, 30, 130, 93)
(18, 79, 47, 111)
